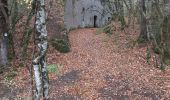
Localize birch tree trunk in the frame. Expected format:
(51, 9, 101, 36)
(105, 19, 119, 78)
(33, 0, 49, 99)
(0, 0, 8, 70)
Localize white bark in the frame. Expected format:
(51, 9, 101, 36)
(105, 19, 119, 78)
(0, 0, 8, 69)
(0, 34, 8, 67)
(33, 0, 49, 99)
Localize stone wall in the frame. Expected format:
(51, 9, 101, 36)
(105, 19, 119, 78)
(64, 0, 113, 30)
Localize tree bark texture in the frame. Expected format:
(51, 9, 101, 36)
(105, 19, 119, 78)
(0, 0, 8, 70)
(139, 0, 147, 40)
(33, 0, 49, 99)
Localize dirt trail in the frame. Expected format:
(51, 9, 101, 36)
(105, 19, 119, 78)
(48, 28, 170, 99)
(1, 28, 170, 99)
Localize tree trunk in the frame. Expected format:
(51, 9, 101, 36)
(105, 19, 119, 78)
(0, 0, 8, 70)
(8, 0, 17, 59)
(138, 0, 147, 41)
(33, 0, 49, 99)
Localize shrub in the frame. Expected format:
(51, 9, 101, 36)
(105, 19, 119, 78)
(52, 39, 70, 53)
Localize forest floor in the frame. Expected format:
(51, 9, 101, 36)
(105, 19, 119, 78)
(1, 27, 170, 100)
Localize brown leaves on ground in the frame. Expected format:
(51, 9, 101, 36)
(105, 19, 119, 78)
(1, 26, 170, 99)
(48, 27, 170, 100)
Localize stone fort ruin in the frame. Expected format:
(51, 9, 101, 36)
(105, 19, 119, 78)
(64, 0, 114, 30)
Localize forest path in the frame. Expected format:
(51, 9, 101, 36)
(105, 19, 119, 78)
(0, 28, 170, 99)
(48, 28, 170, 99)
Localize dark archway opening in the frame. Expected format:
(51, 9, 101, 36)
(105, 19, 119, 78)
(94, 15, 97, 27)
(108, 17, 111, 21)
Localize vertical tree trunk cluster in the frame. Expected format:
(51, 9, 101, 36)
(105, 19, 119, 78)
(33, 0, 49, 99)
(0, 0, 8, 70)
(138, 0, 170, 68)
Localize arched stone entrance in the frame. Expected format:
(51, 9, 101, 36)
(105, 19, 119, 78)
(94, 15, 98, 27)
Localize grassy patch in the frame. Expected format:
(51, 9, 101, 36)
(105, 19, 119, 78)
(4, 71, 17, 81)
(96, 28, 104, 35)
(47, 64, 63, 76)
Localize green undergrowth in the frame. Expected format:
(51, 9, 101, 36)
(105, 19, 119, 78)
(162, 47, 170, 65)
(51, 30, 70, 53)
(52, 39, 70, 53)
(47, 64, 63, 76)
(96, 28, 104, 34)
(4, 70, 17, 81)
(146, 42, 170, 70)
(137, 36, 147, 44)
(103, 25, 114, 35)
(126, 39, 138, 48)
